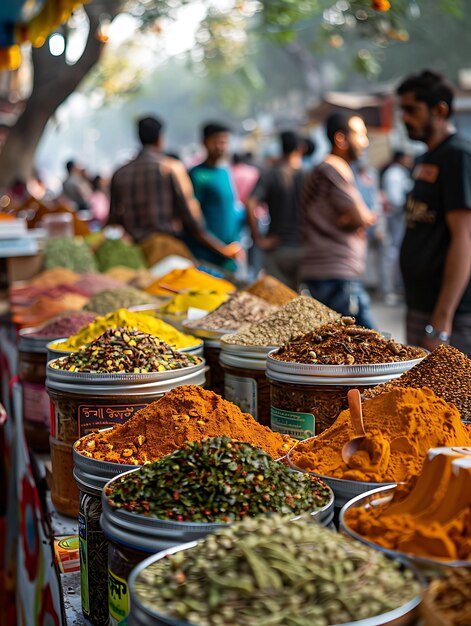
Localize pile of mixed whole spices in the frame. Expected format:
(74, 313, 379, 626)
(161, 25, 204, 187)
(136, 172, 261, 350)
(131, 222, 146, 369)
(222, 296, 340, 347)
(105, 437, 331, 522)
(185, 292, 277, 331)
(75, 385, 295, 463)
(50, 328, 200, 374)
(133, 515, 420, 626)
(364, 345, 471, 420)
(273, 317, 426, 365)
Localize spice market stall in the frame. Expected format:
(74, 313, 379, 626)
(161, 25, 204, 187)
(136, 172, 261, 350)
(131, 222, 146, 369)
(2, 229, 471, 626)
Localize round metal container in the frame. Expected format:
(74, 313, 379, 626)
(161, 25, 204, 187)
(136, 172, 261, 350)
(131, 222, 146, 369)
(178, 342, 204, 357)
(219, 345, 271, 425)
(181, 323, 236, 340)
(46, 338, 72, 361)
(266, 352, 426, 380)
(288, 438, 393, 508)
(101, 467, 334, 553)
(128, 542, 422, 626)
(73, 444, 139, 496)
(266, 352, 423, 440)
(19, 327, 51, 353)
(340, 485, 471, 574)
(220, 342, 278, 359)
(46, 359, 206, 394)
(74, 444, 139, 626)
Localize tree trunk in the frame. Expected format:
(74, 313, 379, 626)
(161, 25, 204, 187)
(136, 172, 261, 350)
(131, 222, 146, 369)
(0, 2, 119, 189)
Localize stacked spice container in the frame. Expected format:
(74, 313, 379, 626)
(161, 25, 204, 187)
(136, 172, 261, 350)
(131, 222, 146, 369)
(72, 386, 299, 626)
(220, 296, 341, 426)
(100, 437, 333, 625)
(46, 328, 205, 517)
(127, 515, 422, 626)
(18, 311, 98, 451)
(183, 292, 277, 398)
(267, 317, 426, 440)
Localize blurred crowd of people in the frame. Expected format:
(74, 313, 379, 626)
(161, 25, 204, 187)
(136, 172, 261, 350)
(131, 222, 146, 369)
(6, 69, 470, 354)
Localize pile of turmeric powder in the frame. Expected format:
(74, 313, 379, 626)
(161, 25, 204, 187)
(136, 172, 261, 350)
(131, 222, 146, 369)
(145, 268, 235, 296)
(75, 385, 296, 464)
(290, 387, 471, 483)
(345, 449, 471, 561)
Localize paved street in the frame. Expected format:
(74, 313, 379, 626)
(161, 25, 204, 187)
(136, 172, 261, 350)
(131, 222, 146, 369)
(371, 297, 406, 343)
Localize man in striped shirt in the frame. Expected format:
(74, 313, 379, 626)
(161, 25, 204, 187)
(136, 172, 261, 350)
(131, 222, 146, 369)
(108, 117, 242, 264)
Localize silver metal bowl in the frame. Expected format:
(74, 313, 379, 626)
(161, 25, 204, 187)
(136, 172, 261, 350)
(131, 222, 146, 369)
(340, 485, 471, 574)
(128, 541, 422, 626)
(287, 438, 394, 508)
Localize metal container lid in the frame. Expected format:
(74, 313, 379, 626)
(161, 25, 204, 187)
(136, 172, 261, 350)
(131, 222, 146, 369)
(266, 368, 401, 387)
(101, 469, 226, 553)
(128, 542, 422, 626)
(101, 466, 334, 554)
(178, 341, 203, 355)
(46, 362, 206, 397)
(219, 351, 267, 372)
(220, 342, 277, 358)
(19, 327, 52, 354)
(73, 444, 139, 495)
(182, 323, 236, 340)
(266, 352, 425, 379)
(203, 338, 221, 349)
(46, 358, 205, 385)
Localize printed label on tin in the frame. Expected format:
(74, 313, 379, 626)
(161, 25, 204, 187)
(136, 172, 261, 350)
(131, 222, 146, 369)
(78, 403, 146, 437)
(23, 382, 50, 426)
(270, 407, 315, 440)
(224, 373, 257, 418)
(109, 569, 129, 626)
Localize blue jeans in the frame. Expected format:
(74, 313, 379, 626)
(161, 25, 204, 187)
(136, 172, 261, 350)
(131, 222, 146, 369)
(303, 278, 376, 329)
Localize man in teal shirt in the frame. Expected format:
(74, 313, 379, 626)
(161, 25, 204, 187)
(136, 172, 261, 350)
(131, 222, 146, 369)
(188, 123, 245, 270)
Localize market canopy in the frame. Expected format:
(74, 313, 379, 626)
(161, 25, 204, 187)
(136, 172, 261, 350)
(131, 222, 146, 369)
(0, 0, 86, 71)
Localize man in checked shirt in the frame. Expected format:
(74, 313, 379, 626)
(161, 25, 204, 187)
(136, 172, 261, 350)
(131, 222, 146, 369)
(108, 117, 241, 264)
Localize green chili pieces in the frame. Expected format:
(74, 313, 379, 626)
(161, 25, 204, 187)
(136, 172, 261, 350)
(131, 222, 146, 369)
(106, 437, 331, 522)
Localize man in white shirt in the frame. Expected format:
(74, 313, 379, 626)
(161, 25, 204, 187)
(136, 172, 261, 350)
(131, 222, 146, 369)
(381, 150, 413, 302)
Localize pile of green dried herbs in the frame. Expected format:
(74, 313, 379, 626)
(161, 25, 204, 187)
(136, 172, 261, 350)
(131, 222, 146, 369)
(83, 286, 156, 316)
(134, 515, 421, 626)
(50, 327, 200, 374)
(94, 238, 146, 272)
(44, 236, 97, 272)
(106, 437, 331, 522)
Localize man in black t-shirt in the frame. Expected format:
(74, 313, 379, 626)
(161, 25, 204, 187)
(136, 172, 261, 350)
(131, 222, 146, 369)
(397, 70, 471, 356)
(246, 131, 306, 290)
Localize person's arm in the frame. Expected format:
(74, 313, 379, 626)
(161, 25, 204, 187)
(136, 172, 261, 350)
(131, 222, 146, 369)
(334, 184, 376, 231)
(172, 170, 241, 260)
(425, 210, 471, 349)
(324, 161, 376, 231)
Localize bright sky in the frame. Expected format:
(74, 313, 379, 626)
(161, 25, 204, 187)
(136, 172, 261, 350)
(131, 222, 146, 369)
(108, 2, 208, 57)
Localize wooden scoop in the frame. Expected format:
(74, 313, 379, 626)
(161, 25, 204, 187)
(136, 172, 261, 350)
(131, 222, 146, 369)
(341, 389, 369, 465)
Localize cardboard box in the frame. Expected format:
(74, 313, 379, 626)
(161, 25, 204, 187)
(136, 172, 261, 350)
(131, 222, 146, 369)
(6, 253, 44, 282)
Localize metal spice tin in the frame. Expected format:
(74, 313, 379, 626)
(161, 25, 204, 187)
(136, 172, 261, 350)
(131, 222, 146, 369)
(46, 360, 206, 517)
(127, 543, 422, 626)
(74, 446, 138, 626)
(266, 353, 423, 439)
